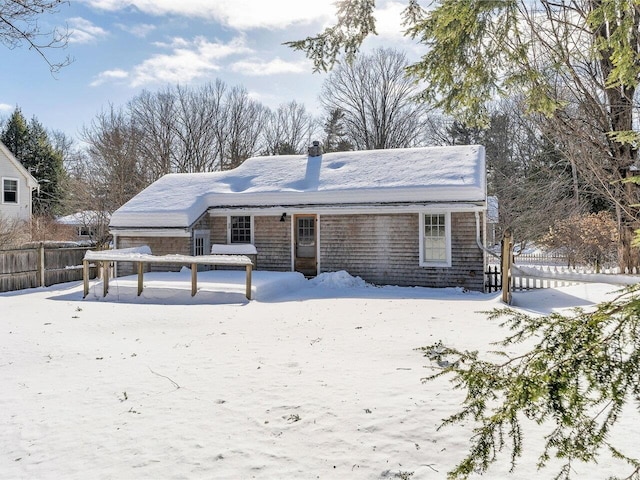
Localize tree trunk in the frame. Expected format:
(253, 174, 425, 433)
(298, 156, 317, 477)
(618, 220, 639, 272)
(596, 1, 640, 271)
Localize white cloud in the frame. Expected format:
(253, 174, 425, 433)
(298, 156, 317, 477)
(93, 36, 253, 88)
(83, 0, 335, 30)
(0, 103, 13, 113)
(231, 57, 308, 76)
(68, 17, 109, 44)
(363, 1, 424, 61)
(116, 22, 156, 38)
(374, 2, 407, 41)
(90, 69, 129, 87)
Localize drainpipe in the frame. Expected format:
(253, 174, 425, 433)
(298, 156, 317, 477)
(112, 233, 118, 278)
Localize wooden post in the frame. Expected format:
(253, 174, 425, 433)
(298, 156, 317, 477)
(83, 260, 89, 298)
(103, 261, 109, 297)
(137, 262, 144, 296)
(245, 264, 252, 300)
(501, 229, 513, 304)
(37, 242, 45, 287)
(191, 263, 197, 296)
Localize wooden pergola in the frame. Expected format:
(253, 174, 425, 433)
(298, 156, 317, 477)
(83, 249, 253, 300)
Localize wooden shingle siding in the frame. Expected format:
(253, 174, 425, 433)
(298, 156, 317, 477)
(207, 215, 292, 271)
(210, 216, 227, 244)
(253, 216, 291, 271)
(319, 212, 484, 291)
(115, 236, 190, 276)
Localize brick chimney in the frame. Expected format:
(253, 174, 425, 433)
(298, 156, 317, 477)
(308, 140, 322, 157)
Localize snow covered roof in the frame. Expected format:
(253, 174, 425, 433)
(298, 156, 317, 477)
(110, 145, 486, 229)
(57, 211, 110, 226)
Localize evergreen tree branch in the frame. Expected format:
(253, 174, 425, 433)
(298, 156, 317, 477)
(418, 284, 640, 479)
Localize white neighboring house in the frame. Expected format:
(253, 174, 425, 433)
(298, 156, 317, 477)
(0, 140, 38, 223)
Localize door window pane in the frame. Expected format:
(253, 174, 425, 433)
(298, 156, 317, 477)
(297, 217, 315, 246)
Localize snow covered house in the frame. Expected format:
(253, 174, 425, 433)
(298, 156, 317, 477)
(56, 211, 111, 242)
(0, 140, 38, 223)
(109, 144, 488, 291)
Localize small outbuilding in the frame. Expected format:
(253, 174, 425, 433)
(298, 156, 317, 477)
(109, 144, 488, 291)
(56, 210, 111, 243)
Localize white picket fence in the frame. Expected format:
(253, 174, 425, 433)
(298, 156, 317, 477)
(486, 263, 640, 292)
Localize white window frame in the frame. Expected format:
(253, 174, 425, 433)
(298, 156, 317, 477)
(227, 215, 254, 244)
(193, 229, 211, 256)
(2, 177, 19, 205)
(419, 211, 452, 268)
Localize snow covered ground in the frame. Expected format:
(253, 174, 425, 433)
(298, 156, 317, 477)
(1, 271, 637, 479)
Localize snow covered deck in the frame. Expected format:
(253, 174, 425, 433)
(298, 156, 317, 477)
(83, 247, 254, 299)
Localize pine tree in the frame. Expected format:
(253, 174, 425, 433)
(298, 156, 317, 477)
(418, 290, 640, 479)
(322, 108, 352, 153)
(26, 118, 66, 216)
(1, 108, 66, 216)
(1, 108, 30, 160)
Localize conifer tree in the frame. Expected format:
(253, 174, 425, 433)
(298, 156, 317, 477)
(1, 108, 66, 215)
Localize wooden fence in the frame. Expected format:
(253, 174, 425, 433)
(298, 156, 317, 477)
(485, 263, 640, 294)
(485, 265, 584, 293)
(513, 252, 569, 266)
(0, 244, 98, 293)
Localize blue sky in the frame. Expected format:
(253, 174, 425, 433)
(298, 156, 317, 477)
(0, 0, 417, 143)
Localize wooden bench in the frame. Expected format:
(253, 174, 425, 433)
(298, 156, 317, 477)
(83, 247, 253, 300)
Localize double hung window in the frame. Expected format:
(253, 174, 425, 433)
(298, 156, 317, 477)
(2, 178, 18, 204)
(419, 212, 451, 267)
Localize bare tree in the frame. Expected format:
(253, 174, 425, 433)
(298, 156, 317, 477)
(129, 82, 227, 176)
(127, 82, 263, 174)
(320, 48, 428, 150)
(263, 101, 318, 155)
(428, 99, 584, 248)
(0, 0, 71, 72)
(129, 87, 177, 182)
(220, 86, 268, 170)
(172, 83, 225, 173)
(0, 214, 29, 248)
(50, 133, 112, 245)
(81, 104, 145, 212)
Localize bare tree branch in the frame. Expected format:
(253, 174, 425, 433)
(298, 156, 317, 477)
(0, 0, 72, 73)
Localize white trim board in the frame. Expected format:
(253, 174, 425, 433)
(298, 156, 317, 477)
(208, 203, 485, 217)
(109, 228, 191, 237)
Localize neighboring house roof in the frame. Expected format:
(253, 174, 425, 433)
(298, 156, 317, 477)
(0, 140, 38, 189)
(110, 145, 486, 229)
(57, 210, 111, 226)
